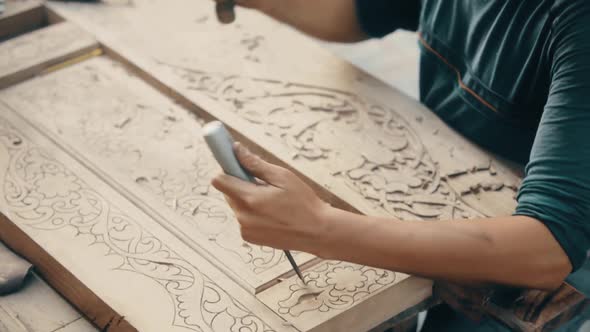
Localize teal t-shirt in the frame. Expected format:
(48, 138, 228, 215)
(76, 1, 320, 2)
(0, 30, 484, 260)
(357, 0, 590, 329)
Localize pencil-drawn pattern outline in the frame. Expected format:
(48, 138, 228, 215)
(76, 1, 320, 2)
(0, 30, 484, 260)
(0, 117, 273, 332)
(275, 261, 397, 317)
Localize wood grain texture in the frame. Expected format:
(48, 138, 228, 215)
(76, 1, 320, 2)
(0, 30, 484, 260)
(0, 273, 96, 332)
(44, 0, 524, 329)
(0, 0, 44, 41)
(0, 106, 294, 332)
(0, 21, 99, 89)
(0, 56, 317, 294)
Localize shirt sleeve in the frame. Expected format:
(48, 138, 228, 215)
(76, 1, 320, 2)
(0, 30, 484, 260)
(514, 3, 590, 271)
(355, 0, 421, 37)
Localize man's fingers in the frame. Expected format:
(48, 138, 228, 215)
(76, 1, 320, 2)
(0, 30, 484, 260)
(211, 174, 256, 199)
(234, 142, 289, 187)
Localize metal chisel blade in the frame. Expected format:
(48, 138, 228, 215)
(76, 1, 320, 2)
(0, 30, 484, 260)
(284, 250, 306, 284)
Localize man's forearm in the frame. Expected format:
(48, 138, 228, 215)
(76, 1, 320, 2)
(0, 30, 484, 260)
(315, 208, 572, 290)
(256, 0, 367, 42)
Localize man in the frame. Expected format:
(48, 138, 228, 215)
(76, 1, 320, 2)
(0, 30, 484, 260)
(211, 1, 590, 330)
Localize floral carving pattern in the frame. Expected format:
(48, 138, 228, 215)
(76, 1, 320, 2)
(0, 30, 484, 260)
(275, 262, 396, 317)
(161, 63, 494, 221)
(0, 117, 273, 332)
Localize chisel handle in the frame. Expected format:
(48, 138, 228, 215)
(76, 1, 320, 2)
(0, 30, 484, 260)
(203, 121, 255, 183)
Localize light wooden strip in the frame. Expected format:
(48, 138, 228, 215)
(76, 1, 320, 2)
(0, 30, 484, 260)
(0, 105, 295, 332)
(0, 55, 318, 294)
(0, 0, 44, 41)
(0, 21, 99, 89)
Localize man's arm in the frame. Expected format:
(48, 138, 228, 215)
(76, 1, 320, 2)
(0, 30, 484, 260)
(319, 209, 571, 290)
(227, 0, 421, 42)
(232, 0, 367, 42)
(212, 144, 571, 291)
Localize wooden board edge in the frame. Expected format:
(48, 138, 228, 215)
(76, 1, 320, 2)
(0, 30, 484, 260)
(0, 211, 136, 332)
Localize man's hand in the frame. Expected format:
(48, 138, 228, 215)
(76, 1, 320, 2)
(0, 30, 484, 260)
(212, 0, 367, 42)
(212, 143, 331, 254)
(211, 146, 570, 289)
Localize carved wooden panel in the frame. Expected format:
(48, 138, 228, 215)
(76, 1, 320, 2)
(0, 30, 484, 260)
(47, 0, 521, 223)
(0, 56, 317, 293)
(0, 106, 292, 332)
(0, 50, 444, 329)
(0, 21, 98, 88)
(43, 1, 523, 329)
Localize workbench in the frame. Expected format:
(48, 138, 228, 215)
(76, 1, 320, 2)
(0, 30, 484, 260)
(0, 1, 524, 331)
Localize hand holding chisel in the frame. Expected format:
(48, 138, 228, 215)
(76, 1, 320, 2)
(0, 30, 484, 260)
(203, 121, 306, 284)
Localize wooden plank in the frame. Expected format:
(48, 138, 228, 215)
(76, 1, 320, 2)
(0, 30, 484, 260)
(0, 0, 44, 41)
(0, 21, 99, 89)
(0, 55, 318, 294)
(0, 273, 96, 332)
(45, 1, 523, 329)
(0, 105, 294, 332)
